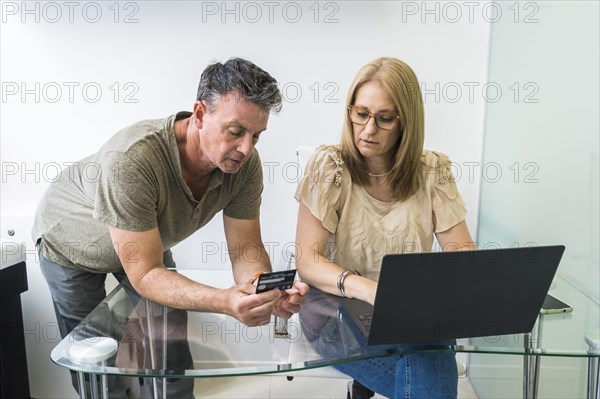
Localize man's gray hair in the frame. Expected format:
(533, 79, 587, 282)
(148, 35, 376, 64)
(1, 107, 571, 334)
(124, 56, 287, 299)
(197, 58, 282, 113)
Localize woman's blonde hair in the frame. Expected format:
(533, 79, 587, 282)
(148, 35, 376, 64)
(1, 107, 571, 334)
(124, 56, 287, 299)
(339, 57, 425, 201)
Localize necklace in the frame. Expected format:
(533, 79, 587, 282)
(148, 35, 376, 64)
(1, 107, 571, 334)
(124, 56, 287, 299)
(367, 170, 392, 177)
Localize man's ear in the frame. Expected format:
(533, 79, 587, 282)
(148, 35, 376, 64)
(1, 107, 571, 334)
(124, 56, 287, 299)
(192, 101, 206, 129)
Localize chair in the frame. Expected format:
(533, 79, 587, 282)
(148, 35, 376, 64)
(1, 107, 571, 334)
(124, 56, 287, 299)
(272, 251, 349, 383)
(273, 146, 365, 397)
(281, 146, 469, 397)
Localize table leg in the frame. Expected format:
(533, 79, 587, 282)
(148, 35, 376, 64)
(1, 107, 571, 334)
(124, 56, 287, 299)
(77, 371, 87, 399)
(90, 373, 99, 399)
(146, 298, 160, 399)
(145, 298, 171, 399)
(585, 329, 600, 399)
(532, 353, 541, 398)
(588, 355, 599, 399)
(595, 357, 599, 399)
(523, 315, 543, 399)
(523, 333, 532, 399)
(73, 372, 110, 399)
(101, 373, 108, 399)
(162, 304, 168, 399)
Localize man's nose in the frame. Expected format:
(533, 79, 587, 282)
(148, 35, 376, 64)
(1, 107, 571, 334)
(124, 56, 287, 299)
(238, 134, 254, 156)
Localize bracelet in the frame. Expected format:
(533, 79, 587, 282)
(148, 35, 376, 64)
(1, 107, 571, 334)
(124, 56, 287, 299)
(336, 269, 360, 297)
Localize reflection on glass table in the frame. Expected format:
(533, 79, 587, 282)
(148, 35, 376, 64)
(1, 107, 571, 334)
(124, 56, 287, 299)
(50, 270, 599, 399)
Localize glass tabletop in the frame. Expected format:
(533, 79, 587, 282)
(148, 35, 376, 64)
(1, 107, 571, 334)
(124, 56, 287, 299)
(50, 270, 600, 379)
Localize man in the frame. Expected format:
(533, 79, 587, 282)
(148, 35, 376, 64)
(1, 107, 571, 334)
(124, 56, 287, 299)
(32, 58, 308, 397)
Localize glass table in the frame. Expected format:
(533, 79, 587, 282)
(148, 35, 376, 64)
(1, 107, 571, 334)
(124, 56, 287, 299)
(51, 270, 599, 399)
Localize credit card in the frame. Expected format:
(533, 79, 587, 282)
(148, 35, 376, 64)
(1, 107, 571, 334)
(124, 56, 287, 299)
(255, 270, 297, 293)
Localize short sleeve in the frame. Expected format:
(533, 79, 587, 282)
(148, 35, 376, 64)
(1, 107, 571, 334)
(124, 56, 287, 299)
(93, 150, 158, 231)
(294, 145, 344, 233)
(223, 150, 263, 220)
(429, 151, 467, 233)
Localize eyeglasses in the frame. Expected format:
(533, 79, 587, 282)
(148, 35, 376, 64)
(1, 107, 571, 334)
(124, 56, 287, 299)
(347, 105, 400, 130)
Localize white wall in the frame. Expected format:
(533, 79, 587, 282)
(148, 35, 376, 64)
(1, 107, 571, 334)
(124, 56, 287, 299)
(470, 1, 599, 397)
(476, 0, 599, 301)
(1, 1, 491, 397)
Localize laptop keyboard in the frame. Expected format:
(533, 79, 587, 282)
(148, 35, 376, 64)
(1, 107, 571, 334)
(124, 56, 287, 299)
(357, 312, 372, 331)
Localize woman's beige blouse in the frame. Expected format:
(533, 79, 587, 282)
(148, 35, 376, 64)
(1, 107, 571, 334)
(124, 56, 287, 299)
(295, 145, 467, 274)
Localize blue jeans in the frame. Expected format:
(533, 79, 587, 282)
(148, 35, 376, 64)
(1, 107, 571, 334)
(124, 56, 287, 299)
(39, 250, 194, 399)
(335, 347, 458, 398)
(300, 288, 458, 399)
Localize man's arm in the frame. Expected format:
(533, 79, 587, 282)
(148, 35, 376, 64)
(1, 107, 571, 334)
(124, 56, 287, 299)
(109, 225, 281, 326)
(223, 214, 272, 284)
(223, 214, 309, 318)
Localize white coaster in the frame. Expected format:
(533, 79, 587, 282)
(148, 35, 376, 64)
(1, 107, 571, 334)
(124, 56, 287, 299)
(69, 337, 118, 364)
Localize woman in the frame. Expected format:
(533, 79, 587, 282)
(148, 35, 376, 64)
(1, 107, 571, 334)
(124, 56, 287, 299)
(295, 57, 476, 398)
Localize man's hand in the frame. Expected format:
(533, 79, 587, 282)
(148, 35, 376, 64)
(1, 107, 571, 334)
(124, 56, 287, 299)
(272, 281, 310, 319)
(224, 283, 283, 326)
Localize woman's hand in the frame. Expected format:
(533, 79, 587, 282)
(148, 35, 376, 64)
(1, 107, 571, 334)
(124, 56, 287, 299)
(272, 281, 310, 319)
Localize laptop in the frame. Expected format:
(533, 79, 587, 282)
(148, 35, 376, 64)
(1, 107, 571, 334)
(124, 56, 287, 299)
(340, 245, 565, 345)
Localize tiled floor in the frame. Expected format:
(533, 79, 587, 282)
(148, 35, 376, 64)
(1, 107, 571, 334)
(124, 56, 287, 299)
(193, 375, 479, 398)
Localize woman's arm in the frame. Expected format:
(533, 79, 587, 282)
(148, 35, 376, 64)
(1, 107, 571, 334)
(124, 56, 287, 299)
(295, 203, 377, 304)
(435, 220, 477, 251)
